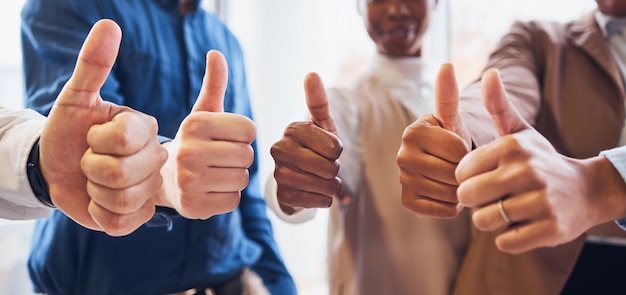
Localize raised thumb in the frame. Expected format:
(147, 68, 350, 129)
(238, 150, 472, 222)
(434, 63, 462, 131)
(60, 19, 121, 107)
(481, 69, 530, 136)
(304, 72, 338, 136)
(192, 50, 227, 113)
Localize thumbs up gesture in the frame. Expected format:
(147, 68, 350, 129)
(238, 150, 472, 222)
(270, 72, 343, 214)
(397, 63, 470, 218)
(455, 69, 626, 254)
(157, 50, 256, 220)
(41, 19, 168, 236)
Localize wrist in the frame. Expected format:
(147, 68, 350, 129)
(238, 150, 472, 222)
(26, 139, 55, 208)
(583, 156, 626, 223)
(155, 140, 179, 209)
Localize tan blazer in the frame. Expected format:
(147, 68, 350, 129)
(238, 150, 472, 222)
(455, 11, 626, 295)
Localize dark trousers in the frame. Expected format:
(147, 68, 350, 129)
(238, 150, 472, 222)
(561, 243, 626, 295)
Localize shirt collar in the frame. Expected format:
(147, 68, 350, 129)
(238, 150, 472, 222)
(156, 0, 172, 6)
(595, 11, 626, 38)
(155, 0, 202, 8)
(365, 53, 431, 83)
(596, 11, 612, 37)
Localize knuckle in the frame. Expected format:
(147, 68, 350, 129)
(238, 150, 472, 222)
(110, 128, 133, 151)
(494, 239, 510, 252)
(80, 154, 92, 174)
(148, 116, 160, 135)
(102, 216, 132, 237)
(273, 166, 290, 183)
(240, 146, 255, 168)
(331, 178, 342, 197)
(101, 164, 127, 187)
(283, 122, 306, 137)
(472, 213, 489, 230)
(396, 151, 413, 169)
(277, 188, 299, 206)
(177, 170, 195, 190)
(499, 136, 526, 156)
(235, 169, 250, 191)
(180, 114, 202, 133)
(158, 146, 169, 164)
(176, 145, 196, 164)
(111, 190, 133, 213)
(270, 142, 288, 160)
(178, 194, 199, 213)
(330, 161, 341, 178)
(401, 124, 419, 142)
(222, 193, 241, 212)
(319, 161, 340, 180)
(401, 193, 418, 211)
(398, 173, 412, 187)
(327, 138, 343, 159)
(243, 119, 257, 142)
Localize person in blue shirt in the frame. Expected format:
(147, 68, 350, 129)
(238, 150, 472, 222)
(21, 0, 296, 294)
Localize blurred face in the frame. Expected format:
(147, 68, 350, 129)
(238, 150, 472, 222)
(597, 0, 626, 17)
(360, 0, 436, 57)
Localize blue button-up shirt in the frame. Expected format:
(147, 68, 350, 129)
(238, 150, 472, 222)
(21, 0, 296, 294)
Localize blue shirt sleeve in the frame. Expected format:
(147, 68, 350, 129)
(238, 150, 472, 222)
(599, 146, 626, 230)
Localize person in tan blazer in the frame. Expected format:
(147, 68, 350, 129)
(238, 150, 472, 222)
(398, 1, 626, 294)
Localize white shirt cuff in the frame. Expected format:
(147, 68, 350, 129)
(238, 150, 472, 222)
(264, 176, 316, 224)
(0, 109, 50, 219)
(600, 146, 626, 230)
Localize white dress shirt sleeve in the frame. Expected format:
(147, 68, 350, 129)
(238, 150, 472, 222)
(600, 146, 626, 229)
(264, 176, 317, 224)
(0, 107, 49, 220)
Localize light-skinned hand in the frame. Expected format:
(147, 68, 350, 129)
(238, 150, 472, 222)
(397, 63, 469, 218)
(455, 69, 626, 254)
(270, 72, 344, 215)
(157, 50, 256, 220)
(41, 19, 168, 236)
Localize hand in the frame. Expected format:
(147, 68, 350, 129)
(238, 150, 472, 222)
(157, 50, 256, 220)
(40, 19, 168, 236)
(397, 63, 470, 218)
(270, 72, 343, 215)
(455, 69, 626, 254)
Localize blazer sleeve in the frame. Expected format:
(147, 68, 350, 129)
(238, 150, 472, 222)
(460, 21, 544, 146)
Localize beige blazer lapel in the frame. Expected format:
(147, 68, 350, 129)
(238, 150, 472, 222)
(569, 11, 626, 97)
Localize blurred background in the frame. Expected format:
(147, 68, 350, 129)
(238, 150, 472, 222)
(0, 0, 596, 294)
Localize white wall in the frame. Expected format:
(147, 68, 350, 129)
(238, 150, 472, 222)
(449, 0, 596, 87)
(0, 220, 36, 295)
(0, 1, 25, 110)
